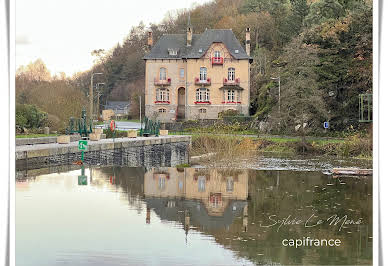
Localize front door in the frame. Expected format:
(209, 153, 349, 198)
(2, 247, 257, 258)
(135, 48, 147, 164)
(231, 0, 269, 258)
(177, 87, 185, 120)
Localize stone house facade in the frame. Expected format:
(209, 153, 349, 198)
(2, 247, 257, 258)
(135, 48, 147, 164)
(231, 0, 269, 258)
(144, 27, 252, 122)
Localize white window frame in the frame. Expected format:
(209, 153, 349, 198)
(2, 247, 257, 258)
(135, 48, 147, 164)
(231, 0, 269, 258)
(158, 177, 165, 190)
(159, 67, 167, 80)
(227, 90, 235, 102)
(214, 51, 221, 58)
(196, 88, 209, 102)
(226, 177, 234, 192)
(156, 88, 169, 102)
(158, 108, 167, 113)
(198, 176, 206, 192)
(199, 67, 207, 81)
(228, 68, 235, 81)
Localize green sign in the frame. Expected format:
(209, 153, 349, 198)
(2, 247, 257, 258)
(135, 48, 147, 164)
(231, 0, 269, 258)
(78, 175, 87, 185)
(78, 140, 88, 151)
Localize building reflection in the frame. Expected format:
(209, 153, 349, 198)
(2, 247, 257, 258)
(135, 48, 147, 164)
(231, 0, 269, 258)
(143, 167, 248, 230)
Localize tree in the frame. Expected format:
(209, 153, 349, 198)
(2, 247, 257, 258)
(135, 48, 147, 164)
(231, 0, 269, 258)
(16, 58, 51, 82)
(304, 0, 345, 26)
(268, 36, 328, 142)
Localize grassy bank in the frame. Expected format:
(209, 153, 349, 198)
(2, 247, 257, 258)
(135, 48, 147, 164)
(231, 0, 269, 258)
(190, 133, 372, 160)
(16, 134, 58, 138)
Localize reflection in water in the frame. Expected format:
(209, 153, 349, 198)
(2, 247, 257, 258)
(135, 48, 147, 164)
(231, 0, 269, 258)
(16, 166, 372, 266)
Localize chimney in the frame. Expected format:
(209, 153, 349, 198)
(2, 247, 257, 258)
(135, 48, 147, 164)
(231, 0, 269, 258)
(147, 31, 153, 49)
(245, 27, 251, 56)
(187, 26, 192, 47)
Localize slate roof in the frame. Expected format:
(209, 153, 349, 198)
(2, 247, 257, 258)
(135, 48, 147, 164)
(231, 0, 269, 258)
(144, 29, 252, 61)
(105, 101, 130, 114)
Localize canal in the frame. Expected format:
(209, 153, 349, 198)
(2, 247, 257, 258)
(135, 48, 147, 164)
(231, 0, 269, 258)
(16, 165, 372, 265)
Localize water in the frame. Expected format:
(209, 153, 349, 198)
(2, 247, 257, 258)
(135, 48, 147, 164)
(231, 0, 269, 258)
(16, 166, 372, 266)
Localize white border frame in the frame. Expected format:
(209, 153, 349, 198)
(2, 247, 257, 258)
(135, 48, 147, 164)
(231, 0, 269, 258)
(5, 0, 381, 265)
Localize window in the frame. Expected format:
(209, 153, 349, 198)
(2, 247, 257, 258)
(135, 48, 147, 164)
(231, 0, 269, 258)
(196, 88, 209, 102)
(156, 88, 169, 102)
(199, 67, 207, 81)
(228, 68, 235, 81)
(158, 177, 165, 190)
(158, 108, 167, 113)
(227, 90, 235, 102)
(214, 51, 221, 58)
(199, 108, 207, 114)
(159, 67, 167, 80)
(198, 176, 206, 192)
(180, 68, 184, 79)
(210, 193, 222, 208)
(226, 177, 234, 192)
(168, 48, 178, 56)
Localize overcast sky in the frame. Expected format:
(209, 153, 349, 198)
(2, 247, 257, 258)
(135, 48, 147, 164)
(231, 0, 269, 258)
(16, 0, 212, 76)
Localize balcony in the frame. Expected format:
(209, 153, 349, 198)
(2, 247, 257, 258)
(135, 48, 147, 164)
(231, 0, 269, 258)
(223, 77, 240, 86)
(212, 57, 223, 65)
(154, 77, 171, 86)
(195, 77, 211, 86)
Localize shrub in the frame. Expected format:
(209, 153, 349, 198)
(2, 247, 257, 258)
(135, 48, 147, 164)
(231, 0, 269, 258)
(16, 104, 47, 130)
(218, 109, 240, 118)
(103, 129, 130, 138)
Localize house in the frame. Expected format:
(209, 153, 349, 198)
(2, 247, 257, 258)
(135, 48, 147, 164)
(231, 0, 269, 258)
(104, 101, 130, 118)
(143, 25, 252, 122)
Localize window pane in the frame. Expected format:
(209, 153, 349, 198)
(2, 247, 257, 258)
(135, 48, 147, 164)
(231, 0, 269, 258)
(180, 68, 184, 78)
(200, 67, 207, 81)
(160, 68, 166, 80)
(228, 68, 235, 81)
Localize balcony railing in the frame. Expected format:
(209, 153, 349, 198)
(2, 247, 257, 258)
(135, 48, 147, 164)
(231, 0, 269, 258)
(154, 100, 170, 104)
(223, 78, 240, 86)
(212, 57, 223, 65)
(195, 77, 211, 86)
(154, 77, 171, 86)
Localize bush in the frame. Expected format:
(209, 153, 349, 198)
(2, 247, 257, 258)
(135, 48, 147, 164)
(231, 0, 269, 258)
(16, 104, 47, 130)
(103, 129, 130, 138)
(218, 109, 240, 118)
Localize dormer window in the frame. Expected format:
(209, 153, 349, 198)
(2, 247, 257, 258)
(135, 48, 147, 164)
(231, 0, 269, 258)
(212, 51, 223, 65)
(235, 49, 239, 54)
(199, 49, 203, 53)
(168, 48, 178, 56)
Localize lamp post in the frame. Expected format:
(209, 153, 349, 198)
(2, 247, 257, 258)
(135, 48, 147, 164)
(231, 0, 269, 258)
(90, 73, 103, 119)
(271, 77, 281, 113)
(96, 83, 105, 119)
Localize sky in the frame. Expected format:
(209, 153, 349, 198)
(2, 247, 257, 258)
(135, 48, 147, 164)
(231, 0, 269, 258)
(16, 0, 212, 77)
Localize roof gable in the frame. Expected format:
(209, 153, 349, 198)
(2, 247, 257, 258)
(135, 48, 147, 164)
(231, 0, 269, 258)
(144, 29, 251, 60)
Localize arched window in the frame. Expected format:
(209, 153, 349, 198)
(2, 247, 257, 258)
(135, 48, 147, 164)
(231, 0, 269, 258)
(196, 88, 209, 102)
(199, 67, 207, 81)
(228, 68, 235, 81)
(156, 88, 169, 102)
(159, 67, 167, 80)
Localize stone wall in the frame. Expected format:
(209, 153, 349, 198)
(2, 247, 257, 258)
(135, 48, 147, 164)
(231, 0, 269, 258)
(16, 136, 191, 170)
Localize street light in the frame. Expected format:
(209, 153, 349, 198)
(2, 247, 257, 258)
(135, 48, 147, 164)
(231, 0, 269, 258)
(271, 77, 281, 113)
(90, 72, 103, 119)
(96, 83, 105, 119)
